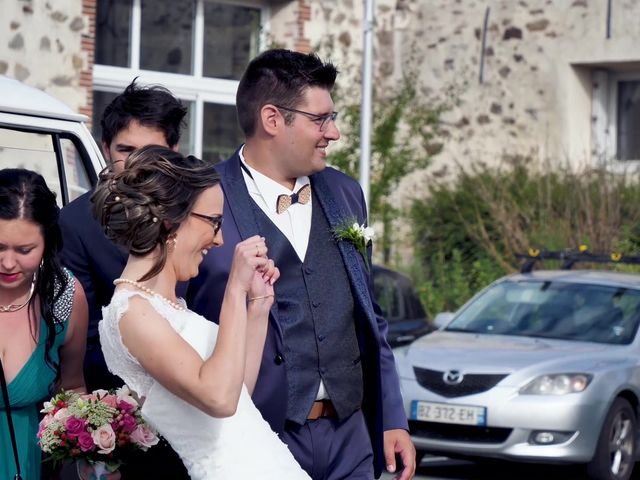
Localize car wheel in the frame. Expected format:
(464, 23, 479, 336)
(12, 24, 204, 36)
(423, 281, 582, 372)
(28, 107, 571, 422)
(586, 397, 636, 480)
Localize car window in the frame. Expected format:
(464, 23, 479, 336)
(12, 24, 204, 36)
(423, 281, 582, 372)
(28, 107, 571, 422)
(447, 280, 640, 344)
(0, 126, 93, 206)
(60, 137, 92, 202)
(373, 270, 404, 321)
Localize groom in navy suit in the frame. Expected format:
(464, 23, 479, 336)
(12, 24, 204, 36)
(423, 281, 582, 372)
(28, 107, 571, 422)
(187, 49, 415, 479)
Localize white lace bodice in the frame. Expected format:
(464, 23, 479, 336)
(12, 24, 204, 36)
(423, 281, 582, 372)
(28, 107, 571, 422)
(99, 289, 310, 480)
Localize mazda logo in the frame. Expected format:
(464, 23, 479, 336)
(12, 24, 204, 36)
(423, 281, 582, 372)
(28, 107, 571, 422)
(443, 369, 464, 385)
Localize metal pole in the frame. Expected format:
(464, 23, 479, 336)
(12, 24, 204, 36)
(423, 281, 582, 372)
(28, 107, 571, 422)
(360, 0, 374, 213)
(606, 0, 612, 39)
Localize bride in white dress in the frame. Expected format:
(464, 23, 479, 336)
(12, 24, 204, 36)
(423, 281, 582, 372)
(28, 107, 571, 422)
(92, 145, 310, 480)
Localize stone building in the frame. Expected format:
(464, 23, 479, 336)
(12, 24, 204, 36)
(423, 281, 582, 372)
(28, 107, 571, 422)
(2, 0, 639, 171)
(302, 0, 640, 176)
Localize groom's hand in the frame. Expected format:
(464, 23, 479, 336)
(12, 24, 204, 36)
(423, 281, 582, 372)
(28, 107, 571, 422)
(384, 429, 416, 480)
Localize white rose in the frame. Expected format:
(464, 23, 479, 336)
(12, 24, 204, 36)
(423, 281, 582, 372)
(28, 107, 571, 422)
(116, 385, 139, 409)
(53, 407, 72, 422)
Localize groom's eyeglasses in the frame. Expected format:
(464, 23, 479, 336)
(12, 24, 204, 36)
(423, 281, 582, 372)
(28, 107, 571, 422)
(190, 212, 224, 236)
(274, 105, 338, 132)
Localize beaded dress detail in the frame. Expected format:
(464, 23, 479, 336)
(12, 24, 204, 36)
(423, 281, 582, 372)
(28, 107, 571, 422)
(99, 289, 310, 480)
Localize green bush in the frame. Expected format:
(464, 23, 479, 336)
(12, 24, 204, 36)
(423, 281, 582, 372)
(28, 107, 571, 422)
(410, 160, 640, 317)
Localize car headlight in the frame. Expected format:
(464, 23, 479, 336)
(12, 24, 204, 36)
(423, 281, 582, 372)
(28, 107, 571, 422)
(520, 374, 592, 395)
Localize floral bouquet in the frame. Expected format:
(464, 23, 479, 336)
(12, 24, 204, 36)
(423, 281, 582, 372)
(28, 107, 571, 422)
(333, 220, 375, 271)
(38, 386, 159, 478)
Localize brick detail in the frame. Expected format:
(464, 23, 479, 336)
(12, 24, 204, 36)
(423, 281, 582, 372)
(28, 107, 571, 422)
(80, 0, 96, 128)
(295, 0, 311, 53)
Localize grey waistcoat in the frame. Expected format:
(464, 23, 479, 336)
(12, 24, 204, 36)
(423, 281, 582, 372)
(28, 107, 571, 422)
(251, 192, 364, 424)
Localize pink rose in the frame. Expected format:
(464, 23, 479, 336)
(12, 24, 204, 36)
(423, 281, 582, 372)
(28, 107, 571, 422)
(117, 399, 135, 413)
(130, 424, 159, 451)
(77, 431, 96, 452)
(91, 425, 116, 454)
(101, 394, 118, 408)
(65, 417, 87, 437)
(120, 414, 137, 433)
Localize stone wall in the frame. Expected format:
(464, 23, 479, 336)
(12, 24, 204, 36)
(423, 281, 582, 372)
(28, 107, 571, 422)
(0, 0, 93, 117)
(303, 0, 640, 176)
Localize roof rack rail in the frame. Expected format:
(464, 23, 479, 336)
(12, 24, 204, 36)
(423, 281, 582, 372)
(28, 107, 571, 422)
(516, 247, 640, 273)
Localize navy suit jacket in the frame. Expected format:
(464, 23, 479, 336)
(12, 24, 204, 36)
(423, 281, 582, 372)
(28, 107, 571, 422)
(187, 150, 408, 476)
(59, 191, 127, 337)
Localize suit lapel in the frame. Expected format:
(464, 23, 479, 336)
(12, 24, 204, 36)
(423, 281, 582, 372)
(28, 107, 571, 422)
(219, 153, 262, 241)
(219, 153, 282, 333)
(311, 172, 378, 332)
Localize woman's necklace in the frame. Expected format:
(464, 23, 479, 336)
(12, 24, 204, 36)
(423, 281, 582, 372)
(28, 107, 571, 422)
(113, 278, 186, 311)
(0, 278, 36, 313)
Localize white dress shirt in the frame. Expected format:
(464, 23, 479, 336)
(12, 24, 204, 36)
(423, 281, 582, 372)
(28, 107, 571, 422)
(239, 146, 328, 400)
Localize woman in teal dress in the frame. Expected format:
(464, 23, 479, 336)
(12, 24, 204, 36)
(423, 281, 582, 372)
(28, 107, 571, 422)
(0, 169, 88, 480)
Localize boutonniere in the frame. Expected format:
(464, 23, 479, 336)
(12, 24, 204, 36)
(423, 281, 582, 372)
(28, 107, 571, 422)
(333, 220, 375, 271)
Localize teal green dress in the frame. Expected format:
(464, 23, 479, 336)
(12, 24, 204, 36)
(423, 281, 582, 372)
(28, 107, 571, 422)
(0, 269, 74, 480)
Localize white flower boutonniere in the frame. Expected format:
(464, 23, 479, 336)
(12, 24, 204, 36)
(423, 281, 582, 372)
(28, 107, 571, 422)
(333, 220, 375, 271)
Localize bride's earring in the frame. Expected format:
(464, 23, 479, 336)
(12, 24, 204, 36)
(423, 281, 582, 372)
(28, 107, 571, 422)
(167, 234, 177, 253)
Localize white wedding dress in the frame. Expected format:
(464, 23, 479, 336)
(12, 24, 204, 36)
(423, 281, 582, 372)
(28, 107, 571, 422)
(99, 289, 310, 480)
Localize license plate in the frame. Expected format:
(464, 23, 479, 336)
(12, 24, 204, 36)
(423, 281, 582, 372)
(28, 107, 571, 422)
(411, 400, 486, 426)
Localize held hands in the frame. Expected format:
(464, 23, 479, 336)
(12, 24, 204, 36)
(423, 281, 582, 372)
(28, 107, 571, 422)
(228, 236, 279, 305)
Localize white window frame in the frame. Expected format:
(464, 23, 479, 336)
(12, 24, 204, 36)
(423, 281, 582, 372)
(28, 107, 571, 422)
(93, 0, 270, 157)
(605, 71, 640, 164)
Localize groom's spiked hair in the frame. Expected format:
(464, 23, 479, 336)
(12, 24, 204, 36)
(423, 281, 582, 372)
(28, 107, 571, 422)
(236, 49, 338, 137)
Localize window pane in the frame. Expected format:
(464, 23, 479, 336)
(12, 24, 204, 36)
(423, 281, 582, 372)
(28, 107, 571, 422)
(141, 0, 195, 74)
(92, 90, 119, 149)
(203, 2, 260, 80)
(179, 101, 195, 158)
(95, 0, 132, 67)
(0, 128, 63, 207)
(60, 138, 92, 202)
(202, 103, 243, 164)
(617, 80, 640, 161)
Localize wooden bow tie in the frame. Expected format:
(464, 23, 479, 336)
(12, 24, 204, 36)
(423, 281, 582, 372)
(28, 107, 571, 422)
(276, 184, 311, 214)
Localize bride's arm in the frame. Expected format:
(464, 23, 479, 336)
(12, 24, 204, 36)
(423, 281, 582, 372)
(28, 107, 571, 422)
(244, 300, 269, 394)
(118, 237, 267, 418)
(243, 263, 279, 394)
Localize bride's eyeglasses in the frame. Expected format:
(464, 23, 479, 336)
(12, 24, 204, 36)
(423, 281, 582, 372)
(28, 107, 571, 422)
(190, 212, 224, 236)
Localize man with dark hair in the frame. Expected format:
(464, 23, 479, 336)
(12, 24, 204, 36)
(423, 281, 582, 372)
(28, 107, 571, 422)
(59, 80, 189, 478)
(188, 49, 416, 480)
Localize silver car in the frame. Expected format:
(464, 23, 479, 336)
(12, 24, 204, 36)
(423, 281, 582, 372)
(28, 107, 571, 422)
(395, 270, 640, 480)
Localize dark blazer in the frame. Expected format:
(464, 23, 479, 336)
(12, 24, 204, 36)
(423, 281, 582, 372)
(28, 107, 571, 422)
(187, 150, 408, 476)
(59, 191, 127, 338)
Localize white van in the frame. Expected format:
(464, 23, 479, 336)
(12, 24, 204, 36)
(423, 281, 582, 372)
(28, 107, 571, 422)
(0, 75, 105, 206)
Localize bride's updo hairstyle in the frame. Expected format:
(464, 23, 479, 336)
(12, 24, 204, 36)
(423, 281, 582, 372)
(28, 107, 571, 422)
(92, 145, 220, 281)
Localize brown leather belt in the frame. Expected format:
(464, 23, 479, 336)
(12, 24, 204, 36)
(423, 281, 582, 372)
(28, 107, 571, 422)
(307, 400, 337, 420)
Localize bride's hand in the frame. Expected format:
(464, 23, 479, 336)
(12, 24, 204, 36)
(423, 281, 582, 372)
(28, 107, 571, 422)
(227, 236, 270, 294)
(248, 259, 279, 312)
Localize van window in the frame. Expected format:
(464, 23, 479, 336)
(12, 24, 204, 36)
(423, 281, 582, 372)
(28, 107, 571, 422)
(0, 127, 93, 206)
(60, 137, 92, 202)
